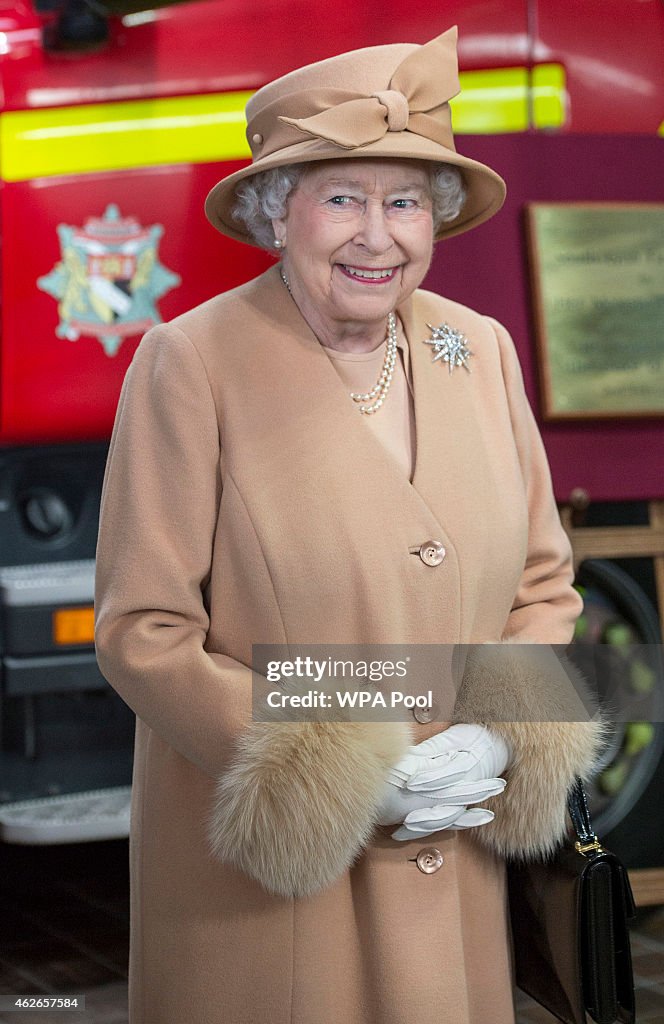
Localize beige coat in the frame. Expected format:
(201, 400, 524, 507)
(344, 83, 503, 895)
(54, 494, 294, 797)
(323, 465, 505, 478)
(94, 266, 602, 1024)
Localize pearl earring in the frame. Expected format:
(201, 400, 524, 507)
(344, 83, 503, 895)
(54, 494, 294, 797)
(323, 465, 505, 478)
(274, 238, 285, 250)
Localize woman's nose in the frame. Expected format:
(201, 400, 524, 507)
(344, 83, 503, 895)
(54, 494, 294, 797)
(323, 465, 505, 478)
(354, 202, 393, 253)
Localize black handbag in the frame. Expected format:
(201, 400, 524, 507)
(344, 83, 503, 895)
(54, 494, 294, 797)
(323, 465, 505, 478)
(508, 779, 637, 1024)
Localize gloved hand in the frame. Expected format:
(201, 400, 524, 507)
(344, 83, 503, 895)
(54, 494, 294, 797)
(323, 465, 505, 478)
(376, 724, 511, 841)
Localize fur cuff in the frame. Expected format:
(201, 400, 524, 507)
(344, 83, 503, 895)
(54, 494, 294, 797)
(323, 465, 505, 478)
(453, 642, 607, 860)
(207, 719, 412, 898)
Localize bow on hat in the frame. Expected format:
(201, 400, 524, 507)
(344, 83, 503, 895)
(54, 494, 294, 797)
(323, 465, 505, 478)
(276, 27, 460, 151)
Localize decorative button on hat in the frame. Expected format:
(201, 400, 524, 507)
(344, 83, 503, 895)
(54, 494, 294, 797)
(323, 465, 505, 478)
(205, 26, 506, 247)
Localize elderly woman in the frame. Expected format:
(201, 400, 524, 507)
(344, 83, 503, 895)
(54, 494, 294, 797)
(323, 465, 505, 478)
(94, 27, 603, 1024)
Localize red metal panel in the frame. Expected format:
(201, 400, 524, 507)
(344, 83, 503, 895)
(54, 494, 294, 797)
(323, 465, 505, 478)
(1, 0, 663, 455)
(0, 161, 270, 443)
(0, 1, 527, 111)
(533, 0, 664, 132)
(0, 0, 529, 445)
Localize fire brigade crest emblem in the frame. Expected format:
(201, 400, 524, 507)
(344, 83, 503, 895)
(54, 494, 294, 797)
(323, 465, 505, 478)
(37, 204, 181, 356)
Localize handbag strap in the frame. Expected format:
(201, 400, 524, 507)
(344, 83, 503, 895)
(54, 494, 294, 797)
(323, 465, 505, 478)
(567, 777, 600, 848)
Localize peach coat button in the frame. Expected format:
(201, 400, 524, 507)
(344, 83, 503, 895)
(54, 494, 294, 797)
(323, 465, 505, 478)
(419, 540, 446, 567)
(416, 847, 444, 874)
(413, 702, 439, 724)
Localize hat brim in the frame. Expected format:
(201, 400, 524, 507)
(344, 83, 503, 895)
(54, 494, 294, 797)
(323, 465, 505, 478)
(204, 132, 506, 247)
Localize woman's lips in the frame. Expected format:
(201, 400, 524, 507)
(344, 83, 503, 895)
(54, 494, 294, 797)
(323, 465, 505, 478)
(337, 264, 399, 284)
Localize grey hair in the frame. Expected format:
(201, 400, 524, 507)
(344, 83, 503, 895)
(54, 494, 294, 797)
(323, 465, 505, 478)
(231, 162, 467, 250)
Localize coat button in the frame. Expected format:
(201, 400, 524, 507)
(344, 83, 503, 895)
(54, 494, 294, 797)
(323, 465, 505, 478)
(419, 540, 446, 567)
(415, 847, 444, 874)
(413, 701, 439, 724)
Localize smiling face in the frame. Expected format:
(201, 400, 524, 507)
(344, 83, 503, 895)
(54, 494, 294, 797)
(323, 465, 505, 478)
(272, 158, 435, 347)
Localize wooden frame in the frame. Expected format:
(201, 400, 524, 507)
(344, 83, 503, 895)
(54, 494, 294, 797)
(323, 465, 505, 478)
(527, 202, 664, 421)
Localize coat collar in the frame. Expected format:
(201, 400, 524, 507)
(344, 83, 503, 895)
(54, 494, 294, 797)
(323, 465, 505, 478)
(241, 265, 475, 533)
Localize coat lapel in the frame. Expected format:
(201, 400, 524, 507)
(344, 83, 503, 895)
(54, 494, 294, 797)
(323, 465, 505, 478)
(232, 268, 493, 550)
(399, 290, 495, 534)
(245, 267, 451, 535)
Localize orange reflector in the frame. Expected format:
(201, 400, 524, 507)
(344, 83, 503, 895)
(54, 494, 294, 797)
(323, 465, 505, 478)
(53, 606, 95, 645)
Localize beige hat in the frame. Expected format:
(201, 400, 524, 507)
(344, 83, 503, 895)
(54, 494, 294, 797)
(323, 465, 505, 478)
(205, 26, 506, 246)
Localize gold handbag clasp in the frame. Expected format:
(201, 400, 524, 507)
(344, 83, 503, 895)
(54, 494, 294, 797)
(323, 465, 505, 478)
(575, 838, 604, 856)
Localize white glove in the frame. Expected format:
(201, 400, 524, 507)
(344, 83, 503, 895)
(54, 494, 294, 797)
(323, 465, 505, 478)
(390, 805, 498, 841)
(376, 724, 511, 841)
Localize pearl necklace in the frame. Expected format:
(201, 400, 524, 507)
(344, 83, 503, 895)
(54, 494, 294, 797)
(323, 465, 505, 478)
(279, 267, 398, 415)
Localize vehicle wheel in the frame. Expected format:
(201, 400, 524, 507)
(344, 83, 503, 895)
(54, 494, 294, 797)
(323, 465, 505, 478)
(573, 559, 664, 867)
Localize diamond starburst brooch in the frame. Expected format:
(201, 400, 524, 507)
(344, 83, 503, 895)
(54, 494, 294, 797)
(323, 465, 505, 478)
(423, 323, 473, 374)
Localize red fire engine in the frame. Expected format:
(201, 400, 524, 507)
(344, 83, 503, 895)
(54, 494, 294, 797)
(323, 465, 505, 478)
(0, 0, 662, 869)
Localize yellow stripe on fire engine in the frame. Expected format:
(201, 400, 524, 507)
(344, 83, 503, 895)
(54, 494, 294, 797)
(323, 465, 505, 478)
(0, 91, 253, 182)
(530, 64, 567, 130)
(454, 64, 566, 133)
(455, 67, 530, 132)
(0, 66, 566, 183)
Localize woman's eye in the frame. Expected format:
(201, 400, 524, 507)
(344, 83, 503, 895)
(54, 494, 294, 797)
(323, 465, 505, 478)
(328, 195, 354, 206)
(391, 198, 417, 209)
